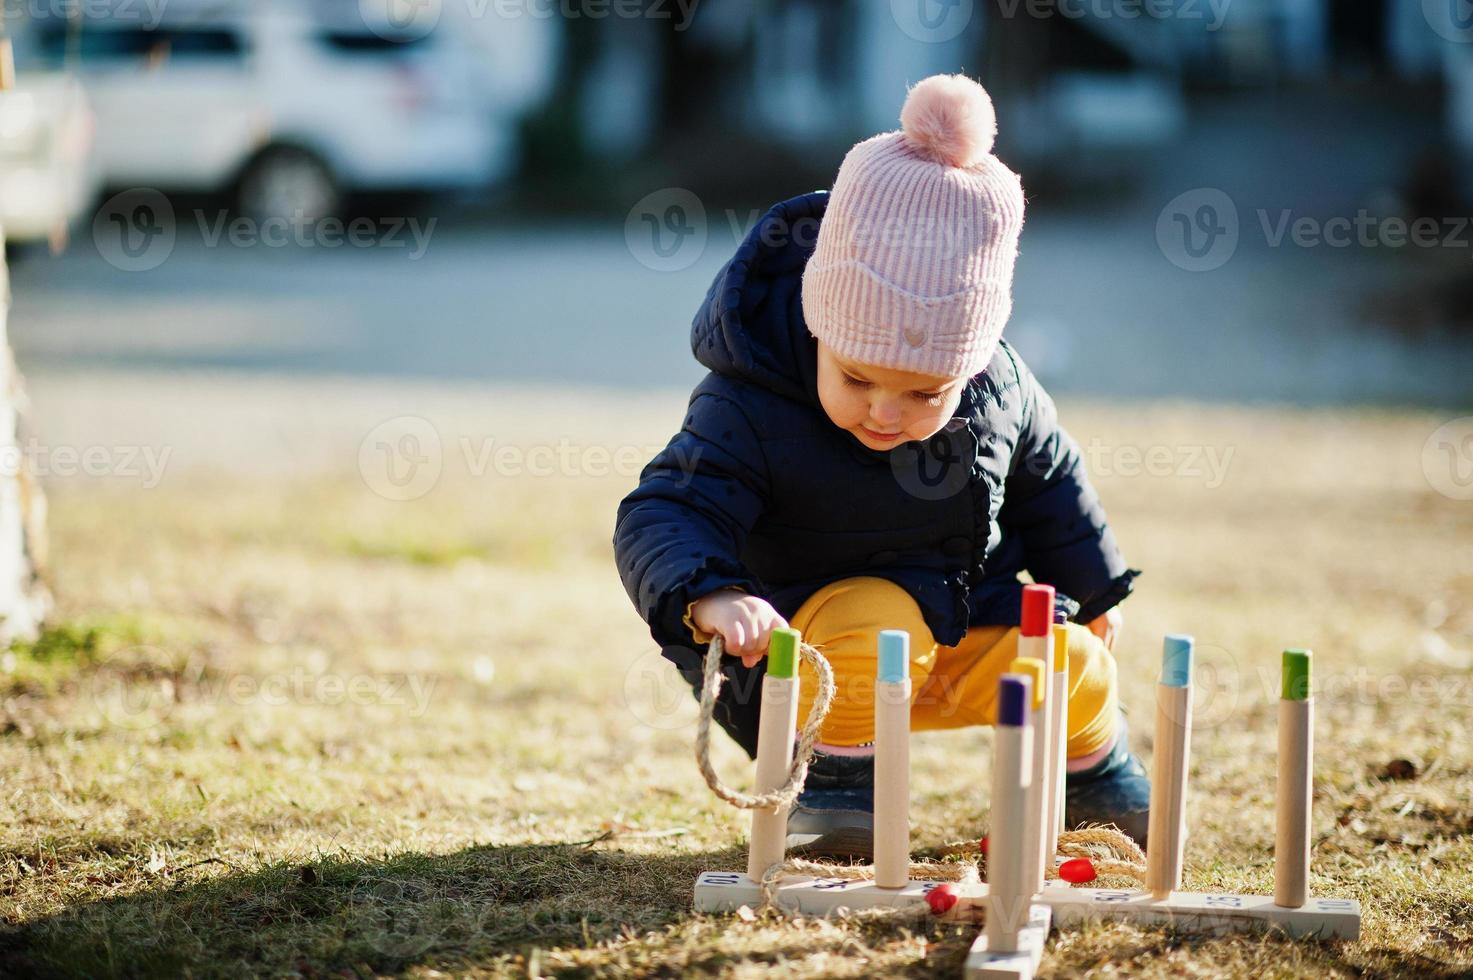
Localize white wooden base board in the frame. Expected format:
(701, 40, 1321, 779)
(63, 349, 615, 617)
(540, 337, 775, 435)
(1041, 885, 1360, 940)
(693, 872, 1359, 941)
(694, 870, 950, 915)
(965, 905, 1051, 980)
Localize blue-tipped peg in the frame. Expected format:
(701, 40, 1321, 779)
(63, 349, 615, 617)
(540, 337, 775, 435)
(1162, 634, 1194, 688)
(877, 629, 909, 683)
(998, 674, 1032, 727)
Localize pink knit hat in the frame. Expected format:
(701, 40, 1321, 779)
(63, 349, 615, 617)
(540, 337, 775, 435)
(801, 73, 1025, 379)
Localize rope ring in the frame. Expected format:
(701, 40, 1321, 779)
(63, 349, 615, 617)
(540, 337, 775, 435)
(694, 632, 835, 812)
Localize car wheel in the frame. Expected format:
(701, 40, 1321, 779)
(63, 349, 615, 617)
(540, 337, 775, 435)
(238, 147, 340, 223)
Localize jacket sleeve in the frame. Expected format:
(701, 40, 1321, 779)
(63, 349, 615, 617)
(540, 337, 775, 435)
(998, 350, 1138, 623)
(614, 389, 769, 650)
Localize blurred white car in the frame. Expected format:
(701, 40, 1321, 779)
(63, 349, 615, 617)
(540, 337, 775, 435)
(0, 71, 98, 249)
(22, 1, 512, 220)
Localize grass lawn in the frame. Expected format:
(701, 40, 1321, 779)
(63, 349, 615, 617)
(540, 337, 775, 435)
(1, 395, 1470, 978)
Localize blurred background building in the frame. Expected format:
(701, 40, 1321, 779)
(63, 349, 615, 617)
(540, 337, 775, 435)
(0, 0, 1469, 405)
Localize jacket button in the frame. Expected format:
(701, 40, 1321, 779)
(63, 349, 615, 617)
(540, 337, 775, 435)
(869, 550, 899, 566)
(942, 536, 971, 556)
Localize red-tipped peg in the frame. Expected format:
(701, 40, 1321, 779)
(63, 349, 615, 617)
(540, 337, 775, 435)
(926, 882, 960, 915)
(979, 835, 989, 855)
(1021, 584, 1055, 637)
(1059, 858, 1097, 884)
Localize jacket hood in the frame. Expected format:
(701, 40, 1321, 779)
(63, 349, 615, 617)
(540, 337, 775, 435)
(690, 191, 828, 406)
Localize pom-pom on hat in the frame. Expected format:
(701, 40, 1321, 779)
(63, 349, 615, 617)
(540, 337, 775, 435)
(801, 73, 1025, 379)
(899, 73, 998, 166)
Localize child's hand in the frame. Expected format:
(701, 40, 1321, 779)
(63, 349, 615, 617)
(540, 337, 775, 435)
(1088, 606, 1123, 651)
(691, 588, 789, 668)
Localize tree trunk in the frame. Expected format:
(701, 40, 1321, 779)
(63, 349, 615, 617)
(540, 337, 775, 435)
(0, 228, 52, 644)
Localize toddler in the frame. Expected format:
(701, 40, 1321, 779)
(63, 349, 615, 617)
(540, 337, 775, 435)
(615, 74, 1149, 857)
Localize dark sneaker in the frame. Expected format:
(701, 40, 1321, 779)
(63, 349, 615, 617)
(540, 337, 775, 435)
(1064, 710, 1152, 850)
(785, 750, 875, 860)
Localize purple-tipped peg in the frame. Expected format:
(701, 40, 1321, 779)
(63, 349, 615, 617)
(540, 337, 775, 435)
(997, 674, 1032, 728)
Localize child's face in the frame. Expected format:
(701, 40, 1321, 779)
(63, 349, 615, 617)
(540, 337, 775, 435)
(815, 341, 967, 451)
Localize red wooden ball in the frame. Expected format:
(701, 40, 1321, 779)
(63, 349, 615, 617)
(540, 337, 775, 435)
(926, 882, 960, 915)
(1058, 858, 1097, 884)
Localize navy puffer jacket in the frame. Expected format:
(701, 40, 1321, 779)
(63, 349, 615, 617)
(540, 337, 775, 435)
(616, 190, 1136, 682)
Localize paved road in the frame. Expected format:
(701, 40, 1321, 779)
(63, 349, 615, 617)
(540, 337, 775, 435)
(10, 201, 1471, 408)
(8, 93, 1473, 407)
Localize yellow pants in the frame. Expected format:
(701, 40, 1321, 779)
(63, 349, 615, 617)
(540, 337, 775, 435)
(790, 577, 1117, 758)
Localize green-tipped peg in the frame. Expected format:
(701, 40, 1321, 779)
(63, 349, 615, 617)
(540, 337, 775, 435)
(1282, 648, 1312, 701)
(767, 627, 800, 678)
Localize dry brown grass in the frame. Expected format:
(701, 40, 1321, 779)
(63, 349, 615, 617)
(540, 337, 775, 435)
(1, 392, 1470, 978)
